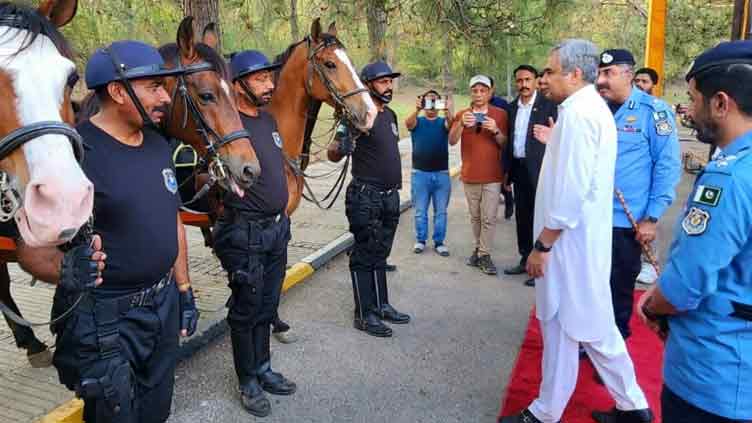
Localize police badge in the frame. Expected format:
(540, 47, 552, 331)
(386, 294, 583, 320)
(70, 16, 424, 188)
(682, 207, 710, 236)
(272, 131, 283, 149)
(163, 168, 178, 194)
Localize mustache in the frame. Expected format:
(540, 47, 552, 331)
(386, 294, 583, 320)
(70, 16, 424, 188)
(596, 83, 610, 91)
(382, 90, 393, 98)
(260, 90, 274, 98)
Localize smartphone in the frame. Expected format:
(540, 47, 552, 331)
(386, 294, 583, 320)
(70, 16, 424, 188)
(422, 97, 435, 110)
(434, 99, 446, 110)
(473, 112, 486, 123)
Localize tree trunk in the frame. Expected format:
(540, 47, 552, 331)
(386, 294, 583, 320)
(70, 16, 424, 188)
(289, 0, 300, 41)
(365, 0, 388, 62)
(182, 0, 221, 52)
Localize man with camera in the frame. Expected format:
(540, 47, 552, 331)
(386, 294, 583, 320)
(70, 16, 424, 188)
(405, 90, 454, 256)
(449, 75, 508, 275)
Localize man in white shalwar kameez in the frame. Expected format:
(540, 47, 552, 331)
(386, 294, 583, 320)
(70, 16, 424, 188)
(500, 40, 653, 423)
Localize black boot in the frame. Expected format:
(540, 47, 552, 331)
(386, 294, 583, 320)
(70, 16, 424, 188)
(498, 408, 546, 423)
(375, 269, 410, 324)
(592, 408, 654, 423)
(230, 329, 270, 417)
(351, 270, 392, 337)
(254, 323, 297, 395)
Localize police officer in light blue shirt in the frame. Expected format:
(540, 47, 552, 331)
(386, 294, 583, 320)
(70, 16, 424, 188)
(596, 49, 681, 340)
(638, 40, 752, 423)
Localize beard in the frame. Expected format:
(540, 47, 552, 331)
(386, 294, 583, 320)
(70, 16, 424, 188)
(380, 89, 393, 102)
(693, 117, 719, 145)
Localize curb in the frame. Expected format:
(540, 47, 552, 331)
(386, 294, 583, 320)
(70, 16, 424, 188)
(41, 165, 461, 423)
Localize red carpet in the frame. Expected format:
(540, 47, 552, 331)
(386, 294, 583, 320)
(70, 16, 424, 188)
(498, 292, 663, 422)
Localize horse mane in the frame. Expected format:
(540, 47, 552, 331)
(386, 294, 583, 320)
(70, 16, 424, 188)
(273, 34, 340, 171)
(0, 2, 74, 60)
(158, 42, 230, 81)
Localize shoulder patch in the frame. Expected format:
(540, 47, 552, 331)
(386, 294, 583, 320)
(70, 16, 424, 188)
(162, 168, 178, 194)
(655, 119, 673, 136)
(272, 131, 283, 149)
(682, 207, 710, 236)
(693, 185, 722, 206)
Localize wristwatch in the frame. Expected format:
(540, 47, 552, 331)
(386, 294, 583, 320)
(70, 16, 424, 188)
(534, 240, 552, 253)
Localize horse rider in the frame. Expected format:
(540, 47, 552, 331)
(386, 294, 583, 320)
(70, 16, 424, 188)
(212, 50, 297, 417)
(17, 40, 198, 423)
(328, 60, 411, 338)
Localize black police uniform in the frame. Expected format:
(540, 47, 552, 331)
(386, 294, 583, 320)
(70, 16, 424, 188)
(212, 111, 294, 401)
(52, 121, 181, 423)
(345, 107, 409, 336)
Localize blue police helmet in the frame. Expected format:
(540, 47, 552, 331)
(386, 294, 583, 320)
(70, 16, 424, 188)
(85, 40, 183, 90)
(686, 40, 752, 81)
(360, 61, 401, 83)
(230, 50, 282, 82)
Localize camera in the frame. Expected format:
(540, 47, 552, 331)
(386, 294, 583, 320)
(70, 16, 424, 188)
(473, 112, 486, 123)
(434, 99, 447, 110)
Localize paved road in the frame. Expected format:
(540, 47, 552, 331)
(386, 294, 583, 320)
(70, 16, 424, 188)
(168, 177, 534, 423)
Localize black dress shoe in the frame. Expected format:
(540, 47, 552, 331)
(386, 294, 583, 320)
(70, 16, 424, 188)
(524, 278, 535, 287)
(239, 381, 271, 417)
(498, 408, 546, 423)
(380, 303, 410, 324)
(385, 263, 397, 272)
(354, 311, 393, 337)
(504, 263, 527, 275)
(592, 407, 654, 423)
(258, 369, 297, 395)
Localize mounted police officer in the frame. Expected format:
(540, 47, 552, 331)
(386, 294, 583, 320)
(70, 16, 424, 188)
(636, 40, 752, 423)
(328, 61, 411, 338)
(595, 49, 681, 341)
(212, 50, 296, 417)
(16, 40, 198, 423)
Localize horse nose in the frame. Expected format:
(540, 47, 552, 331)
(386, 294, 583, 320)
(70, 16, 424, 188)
(24, 178, 94, 244)
(239, 162, 260, 188)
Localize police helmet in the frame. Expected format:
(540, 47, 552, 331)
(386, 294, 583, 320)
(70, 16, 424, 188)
(230, 50, 282, 82)
(85, 40, 182, 90)
(360, 61, 401, 83)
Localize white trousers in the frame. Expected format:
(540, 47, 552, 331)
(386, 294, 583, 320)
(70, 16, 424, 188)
(528, 317, 649, 423)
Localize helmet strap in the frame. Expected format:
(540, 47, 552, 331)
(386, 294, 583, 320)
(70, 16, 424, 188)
(237, 77, 266, 107)
(103, 47, 157, 129)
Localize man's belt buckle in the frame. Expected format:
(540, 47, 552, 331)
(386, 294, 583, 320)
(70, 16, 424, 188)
(129, 290, 149, 307)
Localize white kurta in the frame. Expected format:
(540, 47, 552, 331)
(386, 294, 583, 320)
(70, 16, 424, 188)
(533, 84, 618, 342)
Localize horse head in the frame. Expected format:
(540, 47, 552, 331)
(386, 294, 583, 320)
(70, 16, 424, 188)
(0, 0, 93, 247)
(303, 19, 377, 132)
(159, 17, 260, 197)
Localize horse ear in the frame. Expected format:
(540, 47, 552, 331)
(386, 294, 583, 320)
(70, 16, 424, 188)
(38, 0, 78, 28)
(310, 18, 322, 43)
(327, 22, 337, 37)
(202, 22, 219, 50)
(177, 16, 197, 61)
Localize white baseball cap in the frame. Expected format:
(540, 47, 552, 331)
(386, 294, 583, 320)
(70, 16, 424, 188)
(469, 74, 492, 88)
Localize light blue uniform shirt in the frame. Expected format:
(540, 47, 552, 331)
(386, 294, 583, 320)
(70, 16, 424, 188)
(612, 88, 681, 227)
(658, 131, 752, 420)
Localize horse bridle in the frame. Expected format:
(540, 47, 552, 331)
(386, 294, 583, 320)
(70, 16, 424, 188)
(168, 59, 250, 185)
(304, 36, 368, 123)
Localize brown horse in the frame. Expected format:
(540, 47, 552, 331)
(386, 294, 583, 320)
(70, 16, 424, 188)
(269, 19, 376, 215)
(0, 0, 94, 366)
(177, 18, 375, 230)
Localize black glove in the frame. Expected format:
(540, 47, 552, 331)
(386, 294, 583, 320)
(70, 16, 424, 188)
(59, 244, 98, 295)
(180, 286, 199, 336)
(335, 122, 356, 156)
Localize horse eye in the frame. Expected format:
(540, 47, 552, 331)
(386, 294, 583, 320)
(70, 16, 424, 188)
(324, 61, 337, 70)
(199, 92, 216, 103)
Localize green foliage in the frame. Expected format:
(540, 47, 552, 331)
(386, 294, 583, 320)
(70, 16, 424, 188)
(56, 0, 734, 94)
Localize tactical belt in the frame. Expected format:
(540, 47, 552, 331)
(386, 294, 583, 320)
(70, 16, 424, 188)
(80, 271, 174, 315)
(223, 208, 283, 229)
(352, 178, 399, 195)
